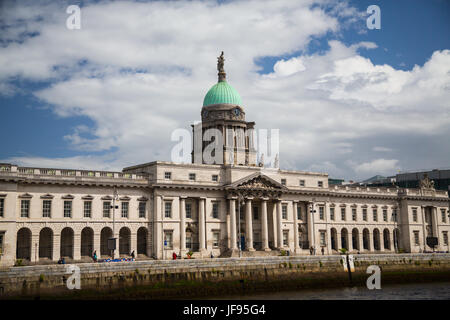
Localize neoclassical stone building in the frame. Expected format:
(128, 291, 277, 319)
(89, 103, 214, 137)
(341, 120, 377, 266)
(0, 54, 449, 267)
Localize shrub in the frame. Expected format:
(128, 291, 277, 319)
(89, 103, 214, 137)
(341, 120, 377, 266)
(15, 259, 23, 266)
(288, 263, 293, 269)
(39, 274, 45, 283)
(280, 250, 287, 256)
(319, 261, 323, 268)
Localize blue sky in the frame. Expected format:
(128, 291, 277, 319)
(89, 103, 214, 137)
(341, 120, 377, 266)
(1, 0, 449, 180)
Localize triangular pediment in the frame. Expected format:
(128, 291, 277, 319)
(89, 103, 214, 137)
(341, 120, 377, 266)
(227, 172, 287, 190)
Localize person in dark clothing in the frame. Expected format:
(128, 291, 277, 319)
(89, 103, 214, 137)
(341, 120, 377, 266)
(131, 250, 135, 259)
(321, 247, 324, 255)
(92, 250, 98, 262)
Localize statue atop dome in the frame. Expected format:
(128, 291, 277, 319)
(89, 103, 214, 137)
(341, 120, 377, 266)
(217, 51, 226, 82)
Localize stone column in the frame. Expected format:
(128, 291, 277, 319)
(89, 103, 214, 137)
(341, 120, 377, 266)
(337, 232, 342, 250)
(308, 202, 315, 249)
(261, 198, 270, 251)
(432, 206, 439, 238)
(368, 231, 374, 252)
(359, 232, 364, 253)
(229, 198, 237, 250)
(272, 202, 277, 249)
(199, 198, 206, 253)
(348, 232, 353, 252)
(73, 233, 81, 260)
(93, 231, 101, 259)
(180, 197, 186, 256)
(31, 233, 39, 263)
(130, 232, 137, 257)
(154, 194, 163, 259)
(293, 201, 300, 253)
(276, 200, 283, 248)
(421, 206, 427, 251)
(245, 198, 255, 251)
(53, 233, 60, 262)
(390, 230, 395, 252)
(328, 229, 334, 254)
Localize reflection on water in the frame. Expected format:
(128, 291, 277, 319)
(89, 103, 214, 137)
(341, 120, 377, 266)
(214, 282, 450, 300)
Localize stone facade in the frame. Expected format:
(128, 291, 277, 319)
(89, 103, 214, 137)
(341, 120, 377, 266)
(0, 161, 448, 267)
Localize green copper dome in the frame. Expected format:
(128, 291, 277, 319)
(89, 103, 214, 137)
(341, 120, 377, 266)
(203, 81, 242, 107)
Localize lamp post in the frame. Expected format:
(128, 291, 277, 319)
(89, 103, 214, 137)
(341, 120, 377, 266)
(309, 198, 316, 255)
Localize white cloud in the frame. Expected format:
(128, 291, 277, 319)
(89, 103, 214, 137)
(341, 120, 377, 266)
(270, 57, 306, 77)
(354, 159, 400, 176)
(1, 0, 449, 181)
(373, 146, 392, 152)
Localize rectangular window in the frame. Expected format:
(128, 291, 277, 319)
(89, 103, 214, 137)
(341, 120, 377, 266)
(84, 201, 92, 218)
(373, 209, 378, 222)
(121, 202, 129, 218)
(185, 203, 192, 219)
(363, 208, 367, 221)
(299, 180, 305, 187)
(320, 231, 326, 246)
(414, 231, 420, 246)
(21, 199, 30, 218)
(186, 236, 192, 249)
(0, 198, 4, 217)
(443, 232, 448, 246)
(297, 206, 302, 220)
(212, 174, 218, 182)
(165, 201, 172, 218)
(212, 202, 219, 219)
(392, 209, 397, 222)
(253, 206, 259, 220)
(42, 200, 51, 218)
(0, 232, 4, 256)
(189, 173, 196, 181)
(164, 231, 173, 249)
(341, 207, 346, 221)
(212, 232, 220, 247)
(441, 209, 447, 223)
(164, 172, 172, 180)
(330, 207, 335, 220)
(318, 181, 323, 187)
(282, 205, 288, 220)
(283, 231, 289, 247)
(383, 209, 388, 222)
(412, 208, 418, 222)
(139, 202, 146, 218)
(319, 206, 324, 220)
(103, 201, 111, 218)
(352, 208, 357, 221)
(64, 201, 72, 218)
(281, 179, 286, 186)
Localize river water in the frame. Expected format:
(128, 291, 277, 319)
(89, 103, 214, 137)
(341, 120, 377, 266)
(214, 281, 450, 300)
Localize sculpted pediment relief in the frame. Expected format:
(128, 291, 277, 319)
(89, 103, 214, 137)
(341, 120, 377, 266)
(237, 176, 281, 190)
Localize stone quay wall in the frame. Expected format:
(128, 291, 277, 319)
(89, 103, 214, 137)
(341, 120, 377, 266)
(1, 253, 450, 299)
